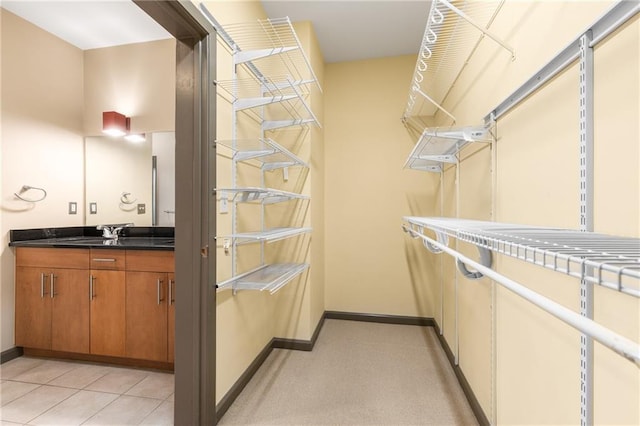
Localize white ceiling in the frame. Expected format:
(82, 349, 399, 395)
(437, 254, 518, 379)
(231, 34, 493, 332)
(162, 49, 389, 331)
(261, 1, 430, 63)
(2, 0, 429, 62)
(1, 0, 172, 50)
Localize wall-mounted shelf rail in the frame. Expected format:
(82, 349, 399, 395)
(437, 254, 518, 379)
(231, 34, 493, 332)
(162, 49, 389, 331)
(217, 187, 309, 204)
(228, 227, 312, 245)
(403, 217, 640, 297)
(217, 263, 310, 295)
(404, 125, 491, 172)
(403, 0, 513, 129)
(402, 216, 640, 366)
(215, 138, 308, 171)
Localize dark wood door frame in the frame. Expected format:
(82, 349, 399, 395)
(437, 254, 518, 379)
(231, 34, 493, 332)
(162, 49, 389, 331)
(133, 1, 216, 424)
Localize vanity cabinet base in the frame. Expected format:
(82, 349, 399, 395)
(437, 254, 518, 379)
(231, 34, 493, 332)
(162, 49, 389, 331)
(22, 348, 174, 371)
(15, 247, 175, 366)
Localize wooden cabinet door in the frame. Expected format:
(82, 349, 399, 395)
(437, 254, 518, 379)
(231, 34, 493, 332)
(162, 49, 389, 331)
(90, 270, 125, 357)
(126, 272, 168, 361)
(15, 267, 51, 349)
(167, 273, 175, 363)
(51, 268, 90, 353)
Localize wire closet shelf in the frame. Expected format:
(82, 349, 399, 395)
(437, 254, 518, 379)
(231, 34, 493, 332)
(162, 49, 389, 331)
(403, 0, 513, 129)
(218, 17, 322, 92)
(226, 227, 312, 246)
(403, 217, 640, 298)
(217, 263, 310, 295)
(215, 138, 308, 171)
(404, 125, 492, 172)
(215, 77, 320, 129)
(216, 187, 309, 205)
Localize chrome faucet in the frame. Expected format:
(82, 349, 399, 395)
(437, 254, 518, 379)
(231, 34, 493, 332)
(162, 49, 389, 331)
(96, 223, 133, 239)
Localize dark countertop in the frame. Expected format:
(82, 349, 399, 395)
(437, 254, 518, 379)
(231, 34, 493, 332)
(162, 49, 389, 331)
(9, 226, 174, 251)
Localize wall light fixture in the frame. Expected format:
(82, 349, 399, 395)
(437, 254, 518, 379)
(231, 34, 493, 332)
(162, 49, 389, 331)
(102, 111, 130, 136)
(102, 111, 146, 142)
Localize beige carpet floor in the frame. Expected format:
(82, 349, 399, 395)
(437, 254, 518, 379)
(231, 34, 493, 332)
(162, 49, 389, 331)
(218, 319, 478, 425)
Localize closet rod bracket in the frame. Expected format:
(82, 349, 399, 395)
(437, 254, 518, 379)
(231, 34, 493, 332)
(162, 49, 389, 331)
(457, 245, 493, 280)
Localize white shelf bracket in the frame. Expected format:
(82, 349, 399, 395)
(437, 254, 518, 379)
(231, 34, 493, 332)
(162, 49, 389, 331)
(235, 46, 299, 65)
(235, 95, 298, 111)
(456, 246, 493, 280)
(414, 88, 456, 123)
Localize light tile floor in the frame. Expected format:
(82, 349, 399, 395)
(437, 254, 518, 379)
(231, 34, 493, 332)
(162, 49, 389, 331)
(0, 357, 173, 426)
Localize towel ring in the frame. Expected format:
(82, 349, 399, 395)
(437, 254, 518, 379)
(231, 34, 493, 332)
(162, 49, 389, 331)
(14, 185, 47, 202)
(120, 192, 137, 204)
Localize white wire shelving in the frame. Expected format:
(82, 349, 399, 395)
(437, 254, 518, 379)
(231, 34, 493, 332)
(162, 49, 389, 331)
(215, 138, 307, 171)
(215, 77, 320, 130)
(217, 263, 310, 295)
(404, 125, 492, 172)
(228, 227, 312, 245)
(403, 0, 513, 129)
(403, 217, 640, 297)
(202, 5, 318, 296)
(402, 216, 640, 366)
(219, 17, 322, 92)
(216, 187, 309, 205)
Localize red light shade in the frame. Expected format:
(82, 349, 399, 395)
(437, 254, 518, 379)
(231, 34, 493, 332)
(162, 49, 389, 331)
(102, 111, 130, 137)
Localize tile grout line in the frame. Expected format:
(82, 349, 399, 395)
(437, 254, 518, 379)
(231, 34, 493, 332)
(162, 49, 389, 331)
(137, 398, 169, 425)
(1, 361, 173, 426)
(23, 386, 81, 425)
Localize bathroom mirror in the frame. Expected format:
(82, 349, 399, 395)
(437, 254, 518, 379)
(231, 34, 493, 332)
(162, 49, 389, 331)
(84, 131, 175, 227)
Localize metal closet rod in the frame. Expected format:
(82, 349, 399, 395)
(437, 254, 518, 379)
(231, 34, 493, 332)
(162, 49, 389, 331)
(403, 226, 640, 367)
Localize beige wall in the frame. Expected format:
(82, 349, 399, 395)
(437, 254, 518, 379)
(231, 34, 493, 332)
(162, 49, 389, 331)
(1, 9, 84, 352)
(0, 9, 175, 353)
(324, 55, 439, 318)
(83, 39, 175, 136)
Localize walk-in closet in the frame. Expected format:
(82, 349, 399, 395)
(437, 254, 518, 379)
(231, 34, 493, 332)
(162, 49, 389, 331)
(1, 1, 638, 425)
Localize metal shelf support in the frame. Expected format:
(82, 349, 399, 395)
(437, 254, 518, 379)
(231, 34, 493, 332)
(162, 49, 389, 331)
(578, 29, 595, 426)
(484, 1, 639, 123)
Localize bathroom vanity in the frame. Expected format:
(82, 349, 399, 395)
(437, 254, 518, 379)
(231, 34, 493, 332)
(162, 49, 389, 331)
(9, 227, 175, 369)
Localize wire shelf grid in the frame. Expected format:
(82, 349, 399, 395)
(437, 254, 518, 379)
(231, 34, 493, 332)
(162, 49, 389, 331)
(217, 263, 309, 294)
(404, 0, 508, 124)
(216, 187, 310, 204)
(221, 17, 322, 92)
(226, 227, 312, 245)
(215, 138, 308, 171)
(404, 217, 640, 297)
(215, 76, 319, 127)
(404, 125, 491, 172)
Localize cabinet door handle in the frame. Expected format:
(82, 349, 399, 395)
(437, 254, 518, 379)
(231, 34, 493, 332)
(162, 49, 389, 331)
(169, 279, 174, 305)
(92, 258, 116, 262)
(50, 274, 56, 299)
(157, 279, 164, 305)
(89, 275, 95, 300)
(40, 273, 47, 298)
